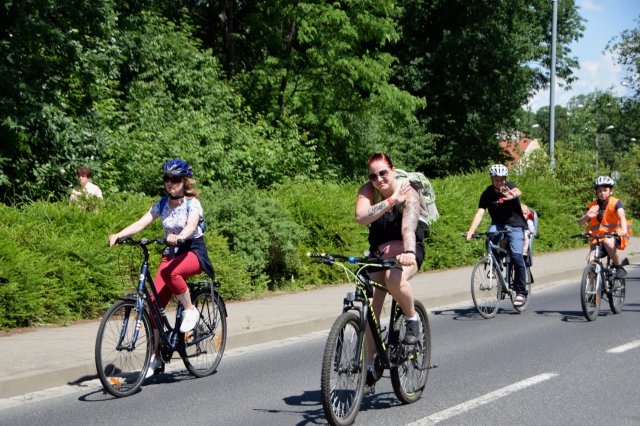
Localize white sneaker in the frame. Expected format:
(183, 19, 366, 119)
(180, 307, 199, 333)
(145, 357, 160, 379)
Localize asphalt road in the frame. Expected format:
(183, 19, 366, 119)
(1, 277, 639, 425)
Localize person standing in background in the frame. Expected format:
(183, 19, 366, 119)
(70, 166, 103, 201)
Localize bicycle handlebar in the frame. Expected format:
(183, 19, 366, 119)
(307, 252, 400, 269)
(570, 231, 619, 241)
(460, 230, 512, 240)
(112, 237, 187, 247)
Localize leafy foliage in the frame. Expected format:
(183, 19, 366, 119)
(392, 0, 584, 174)
(203, 186, 308, 292)
(607, 17, 640, 99)
(1, 152, 638, 329)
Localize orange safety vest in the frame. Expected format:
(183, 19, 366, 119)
(585, 196, 632, 250)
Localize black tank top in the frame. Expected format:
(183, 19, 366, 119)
(368, 204, 425, 267)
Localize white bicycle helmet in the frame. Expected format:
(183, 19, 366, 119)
(592, 175, 615, 188)
(488, 164, 509, 177)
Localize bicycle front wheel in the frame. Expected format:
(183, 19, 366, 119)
(608, 277, 625, 314)
(95, 299, 152, 397)
(321, 312, 365, 426)
(390, 300, 431, 404)
(471, 257, 500, 318)
(182, 288, 227, 377)
(580, 265, 601, 321)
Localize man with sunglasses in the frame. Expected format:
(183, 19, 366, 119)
(355, 153, 424, 393)
(578, 176, 630, 278)
(465, 164, 529, 307)
(108, 159, 215, 379)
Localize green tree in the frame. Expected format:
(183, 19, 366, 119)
(0, 0, 122, 201)
(607, 16, 640, 100)
(102, 12, 318, 194)
(392, 0, 584, 175)
(194, 1, 428, 178)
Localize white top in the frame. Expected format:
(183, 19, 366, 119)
(150, 198, 204, 240)
(70, 181, 103, 201)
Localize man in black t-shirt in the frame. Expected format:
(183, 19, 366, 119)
(466, 164, 528, 306)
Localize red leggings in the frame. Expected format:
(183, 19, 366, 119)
(152, 251, 202, 308)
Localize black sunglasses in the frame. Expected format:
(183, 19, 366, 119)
(163, 175, 183, 184)
(368, 169, 390, 181)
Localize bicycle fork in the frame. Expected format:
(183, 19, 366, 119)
(588, 263, 603, 303)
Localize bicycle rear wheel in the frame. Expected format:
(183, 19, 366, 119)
(182, 288, 227, 377)
(95, 299, 152, 397)
(608, 277, 625, 314)
(390, 300, 431, 404)
(321, 312, 365, 426)
(471, 257, 500, 318)
(580, 265, 601, 321)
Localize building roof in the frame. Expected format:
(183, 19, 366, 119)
(499, 136, 541, 167)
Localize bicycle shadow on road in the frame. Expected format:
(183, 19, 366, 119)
(431, 306, 520, 320)
(272, 387, 403, 425)
(77, 369, 200, 402)
(251, 389, 324, 425)
(360, 389, 402, 412)
(534, 309, 615, 322)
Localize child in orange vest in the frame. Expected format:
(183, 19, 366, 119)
(577, 176, 631, 277)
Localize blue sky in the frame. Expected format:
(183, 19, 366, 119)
(527, 0, 640, 111)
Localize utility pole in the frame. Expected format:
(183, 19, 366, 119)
(549, 0, 557, 171)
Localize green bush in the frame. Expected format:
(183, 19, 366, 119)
(1, 156, 637, 329)
(203, 186, 308, 292)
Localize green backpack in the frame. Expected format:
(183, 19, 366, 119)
(394, 169, 439, 231)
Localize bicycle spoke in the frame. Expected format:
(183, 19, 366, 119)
(471, 258, 500, 318)
(321, 313, 365, 426)
(95, 300, 151, 397)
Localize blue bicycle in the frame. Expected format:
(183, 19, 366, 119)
(95, 237, 227, 397)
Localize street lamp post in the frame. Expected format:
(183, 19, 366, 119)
(549, 0, 558, 171)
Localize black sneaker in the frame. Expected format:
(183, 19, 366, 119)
(403, 319, 420, 345)
(615, 266, 627, 278)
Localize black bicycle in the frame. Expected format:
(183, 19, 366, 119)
(465, 231, 533, 318)
(572, 232, 627, 321)
(95, 237, 227, 397)
(310, 253, 431, 426)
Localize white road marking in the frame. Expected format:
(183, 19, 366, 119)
(606, 339, 640, 354)
(406, 373, 558, 426)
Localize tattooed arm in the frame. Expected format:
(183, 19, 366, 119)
(393, 188, 420, 267)
(401, 188, 420, 252)
(355, 182, 408, 225)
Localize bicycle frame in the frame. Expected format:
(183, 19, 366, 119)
(323, 257, 408, 373)
(583, 235, 618, 291)
(483, 233, 513, 294)
(117, 238, 219, 362)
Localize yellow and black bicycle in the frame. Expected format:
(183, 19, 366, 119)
(309, 252, 432, 426)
